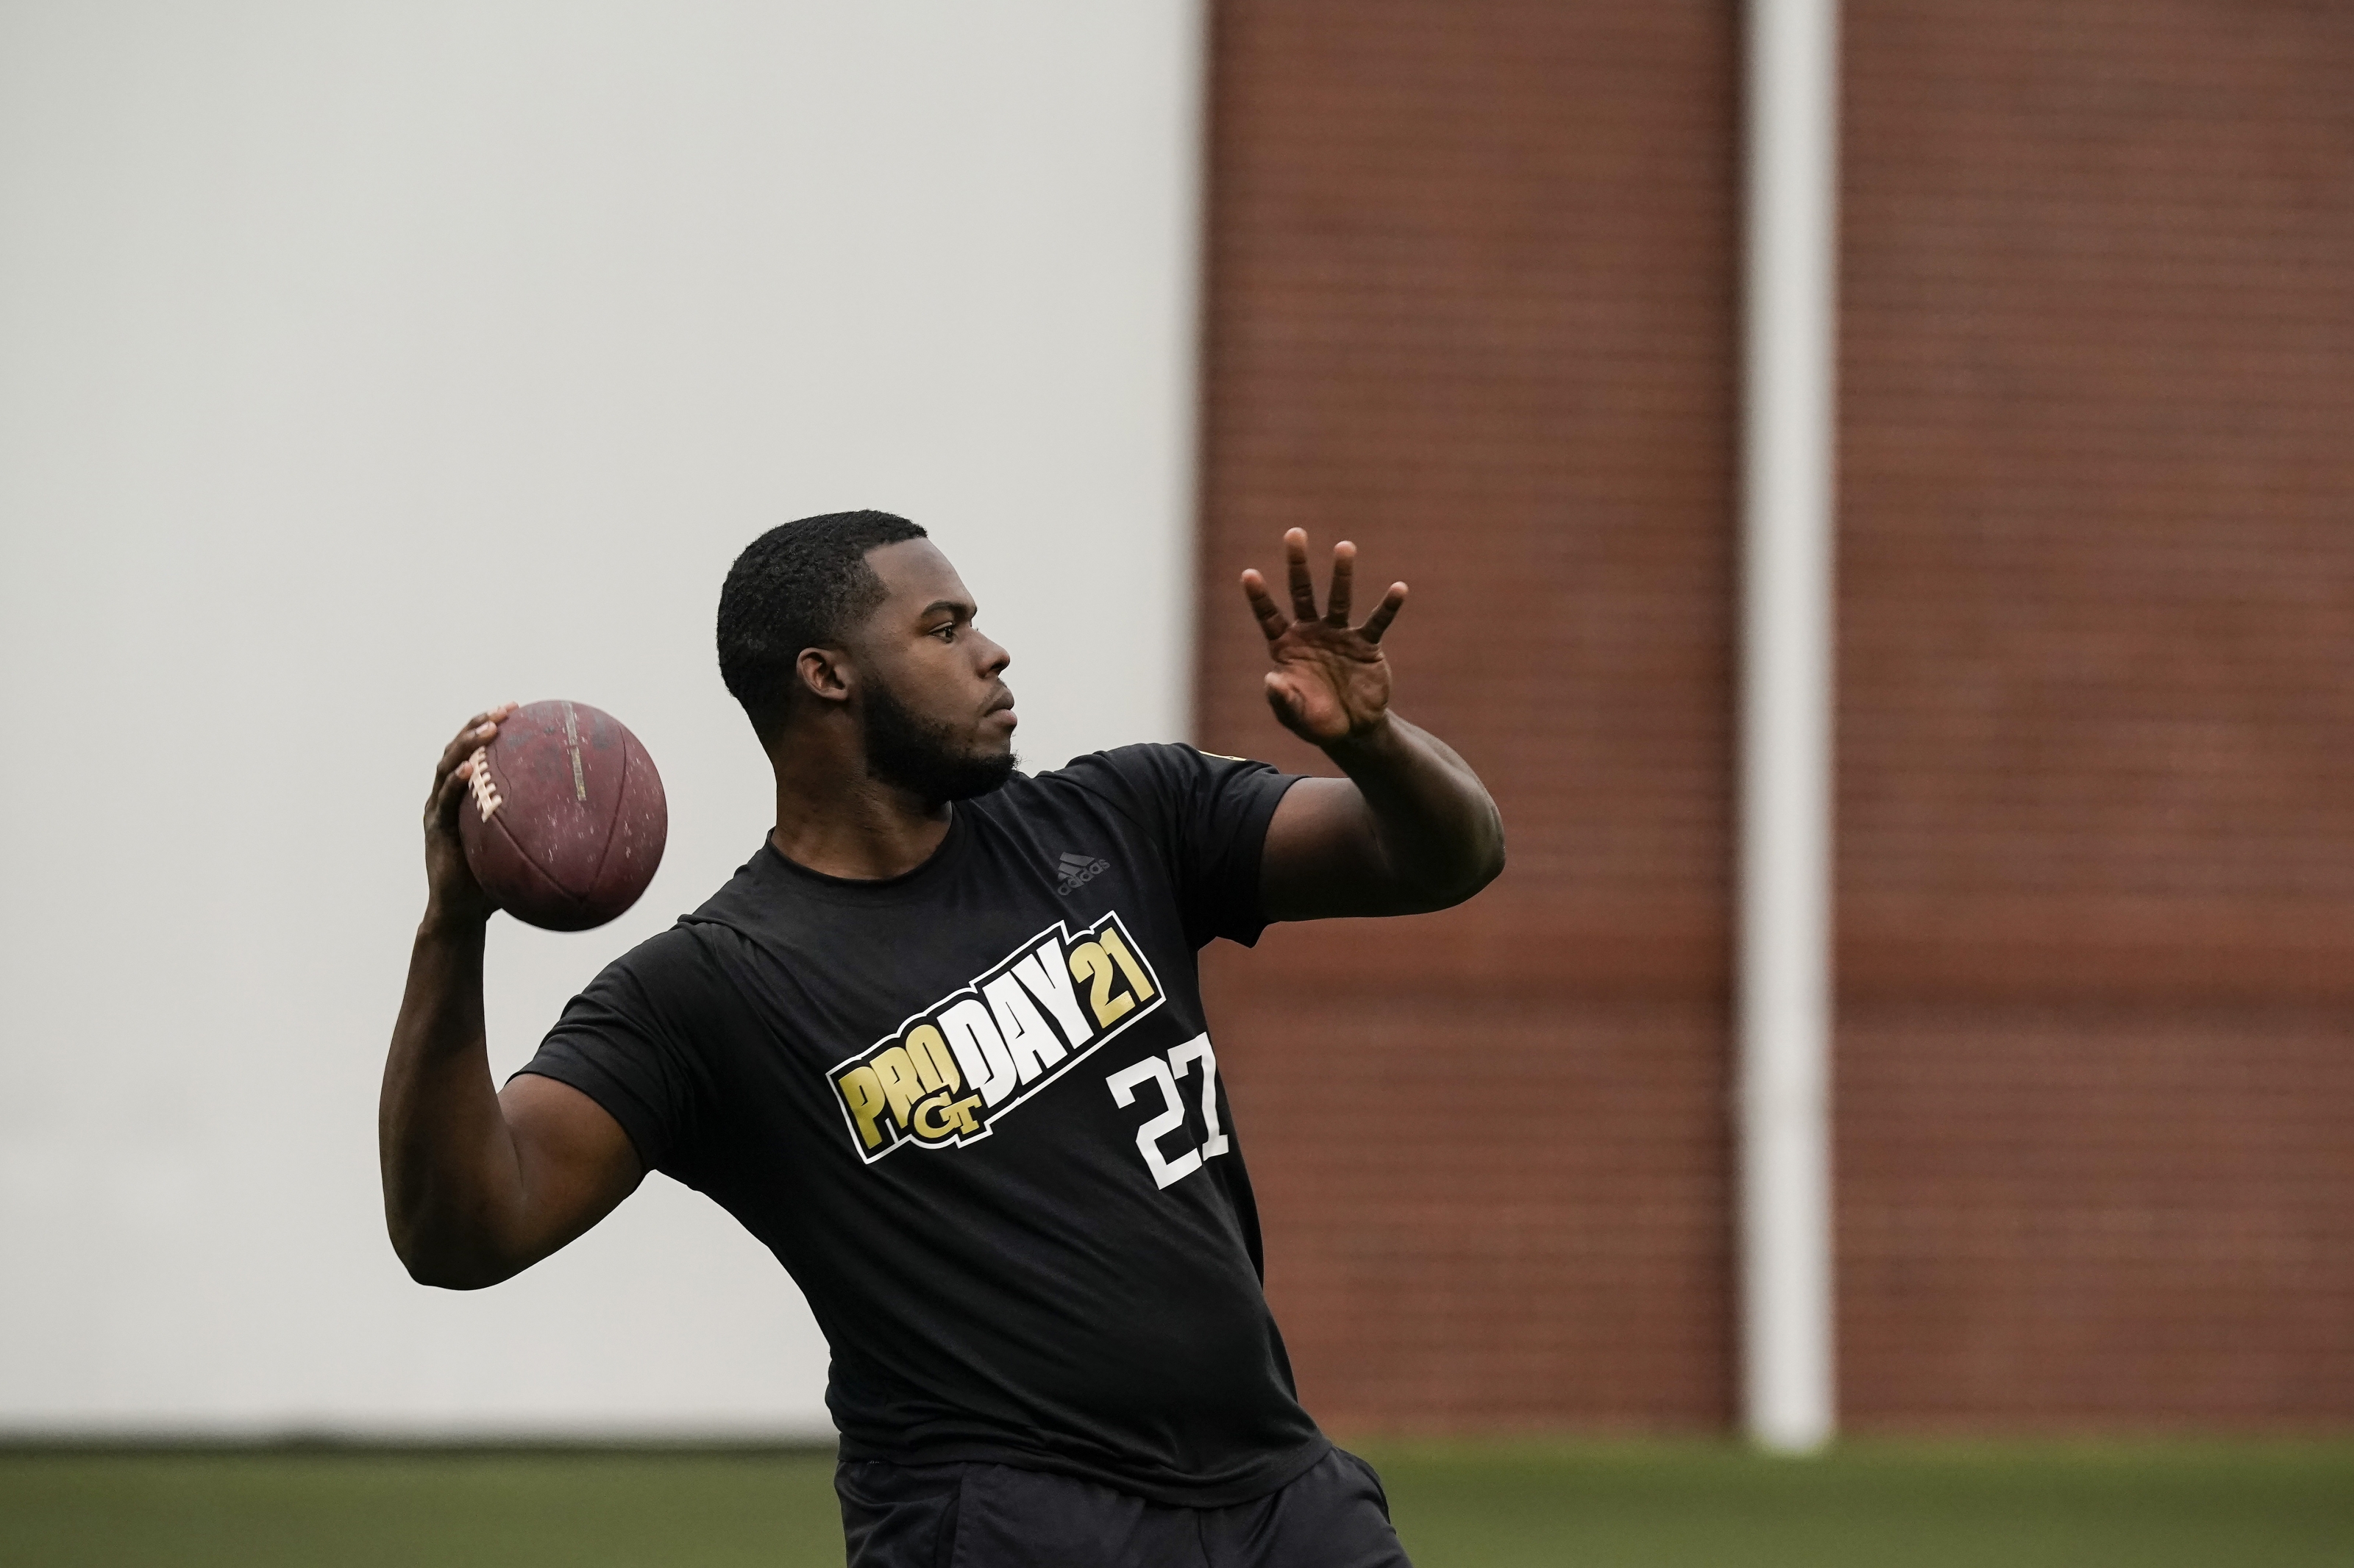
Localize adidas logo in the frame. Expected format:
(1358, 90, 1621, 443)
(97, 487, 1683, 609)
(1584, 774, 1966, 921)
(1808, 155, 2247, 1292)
(1056, 850, 1110, 896)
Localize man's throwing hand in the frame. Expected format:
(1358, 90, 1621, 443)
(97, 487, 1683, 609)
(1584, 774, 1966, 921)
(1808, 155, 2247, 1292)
(421, 703, 516, 928)
(1240, 529, 1407, 749)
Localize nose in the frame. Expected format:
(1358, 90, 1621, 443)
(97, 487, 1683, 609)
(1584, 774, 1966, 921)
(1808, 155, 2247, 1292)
(975, 630, 1010, 677)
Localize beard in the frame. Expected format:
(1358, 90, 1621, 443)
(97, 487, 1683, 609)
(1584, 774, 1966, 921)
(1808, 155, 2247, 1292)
(861, 677, 1017, 806)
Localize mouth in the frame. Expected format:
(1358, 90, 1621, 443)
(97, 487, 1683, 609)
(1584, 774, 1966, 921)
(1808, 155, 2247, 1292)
(984, 689, 1017, 727)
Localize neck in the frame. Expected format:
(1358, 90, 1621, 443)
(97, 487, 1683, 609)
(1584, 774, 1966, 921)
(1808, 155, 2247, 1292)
(767, 724, 950, 880)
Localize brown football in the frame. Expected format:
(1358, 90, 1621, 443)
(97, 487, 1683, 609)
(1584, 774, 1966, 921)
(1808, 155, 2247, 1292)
(456, 699, 667, 931)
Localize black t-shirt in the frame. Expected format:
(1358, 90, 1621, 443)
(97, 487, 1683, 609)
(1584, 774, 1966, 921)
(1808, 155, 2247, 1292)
(516, 744, 1328, 1506)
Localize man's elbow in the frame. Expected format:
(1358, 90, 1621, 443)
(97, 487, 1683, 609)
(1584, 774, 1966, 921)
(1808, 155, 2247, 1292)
(1468, 836, 1507, 899)
(1448, 839, 1508, 907)
(388, 1220, 522, 1291)
(1408, 828, 1506, 912)
(402, 1256, 511, 1291)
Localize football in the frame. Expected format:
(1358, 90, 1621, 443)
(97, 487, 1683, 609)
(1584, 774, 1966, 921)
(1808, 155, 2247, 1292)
(457, 699, 668, 930)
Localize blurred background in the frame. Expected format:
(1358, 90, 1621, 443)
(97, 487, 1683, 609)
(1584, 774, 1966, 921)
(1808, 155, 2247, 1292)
(3, 0, 2350, 1563)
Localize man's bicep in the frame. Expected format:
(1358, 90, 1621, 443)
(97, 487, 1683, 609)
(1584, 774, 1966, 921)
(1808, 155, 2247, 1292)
(1259, 777, 1411, 922)
(500, 1072, 646, 1264)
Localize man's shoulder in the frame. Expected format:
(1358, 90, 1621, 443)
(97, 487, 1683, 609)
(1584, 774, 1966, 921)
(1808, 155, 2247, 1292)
(587, 854, 778, 994)
(976, 744, 1296, 876)
(584, 920, 722, 1000)
(1012, 742, 1250, 802)
(678, 844, 778, 924)
(972, 743, 1197, 833)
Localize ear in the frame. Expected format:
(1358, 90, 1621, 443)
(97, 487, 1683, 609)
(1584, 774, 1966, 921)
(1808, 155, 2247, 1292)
(797, 646, 856, 705)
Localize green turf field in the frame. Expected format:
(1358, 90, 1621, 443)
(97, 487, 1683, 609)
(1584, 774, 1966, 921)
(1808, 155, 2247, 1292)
(3, 1440, 2350, 1566)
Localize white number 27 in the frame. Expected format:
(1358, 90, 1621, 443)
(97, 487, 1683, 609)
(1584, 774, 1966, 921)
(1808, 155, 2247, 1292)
(1106, 1033, 1231, 1191)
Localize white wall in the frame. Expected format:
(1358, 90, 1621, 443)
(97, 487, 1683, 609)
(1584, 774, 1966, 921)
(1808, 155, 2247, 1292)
(0, 0, 1204, 1436)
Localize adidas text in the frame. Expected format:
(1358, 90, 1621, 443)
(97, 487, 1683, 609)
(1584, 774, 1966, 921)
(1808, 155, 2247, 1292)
(1056, 852, 1111, 896)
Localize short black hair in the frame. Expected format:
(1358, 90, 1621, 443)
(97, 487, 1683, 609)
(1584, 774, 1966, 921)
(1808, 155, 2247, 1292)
(716, 510, 928, 741)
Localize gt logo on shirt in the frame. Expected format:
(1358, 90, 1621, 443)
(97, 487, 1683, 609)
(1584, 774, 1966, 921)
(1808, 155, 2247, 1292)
(828, 910, 1164, 1163)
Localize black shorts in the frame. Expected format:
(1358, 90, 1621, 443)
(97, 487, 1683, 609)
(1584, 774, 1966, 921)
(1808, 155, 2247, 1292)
(836, 1447, 1414, 1568)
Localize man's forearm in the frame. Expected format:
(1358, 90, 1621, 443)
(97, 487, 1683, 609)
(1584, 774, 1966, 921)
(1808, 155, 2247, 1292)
(1323, 713, 1505, 908)
(378, 915, 530, 1288)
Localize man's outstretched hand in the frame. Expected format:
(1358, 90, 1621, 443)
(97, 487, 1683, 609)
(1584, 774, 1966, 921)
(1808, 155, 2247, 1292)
(1243, 528, 1502, 919)
(1240, 529, 1408, 749)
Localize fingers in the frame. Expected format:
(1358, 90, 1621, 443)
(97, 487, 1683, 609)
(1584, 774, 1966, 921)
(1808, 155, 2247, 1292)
(1284, 528, 1319, 621)
(441, 703, 516, 764)
(1250, 532, 1393, 642)
(1240, 569, 1291, 644)
(429, 753, 472, 825)
(436, 726, 494, 788)
(1360, 582, 1408, 644)
(1325, 541, 1356, 625)
(431, 703, 517, 799)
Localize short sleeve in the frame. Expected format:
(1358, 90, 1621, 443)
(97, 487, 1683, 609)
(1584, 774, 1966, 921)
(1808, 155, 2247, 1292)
(512, 927, 716, 1183)
(1058, 744, 1301, 949)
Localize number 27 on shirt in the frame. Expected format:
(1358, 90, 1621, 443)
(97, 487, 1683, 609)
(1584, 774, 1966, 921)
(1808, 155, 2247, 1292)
(1108, 1034, 1229, 1191)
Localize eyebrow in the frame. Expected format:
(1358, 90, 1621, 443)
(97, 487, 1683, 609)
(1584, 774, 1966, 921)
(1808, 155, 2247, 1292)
(920, 598, 974, 620)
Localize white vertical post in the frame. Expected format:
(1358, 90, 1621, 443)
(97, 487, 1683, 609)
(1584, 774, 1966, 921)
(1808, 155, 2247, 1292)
(1739, 0, 1841, 1453)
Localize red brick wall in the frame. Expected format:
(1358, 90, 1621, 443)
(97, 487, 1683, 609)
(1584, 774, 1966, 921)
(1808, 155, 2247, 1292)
(1194, 1, 1741, 1430)
(1837, 0, 2354, 1426)
(1201, 0, 2354, 1433)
